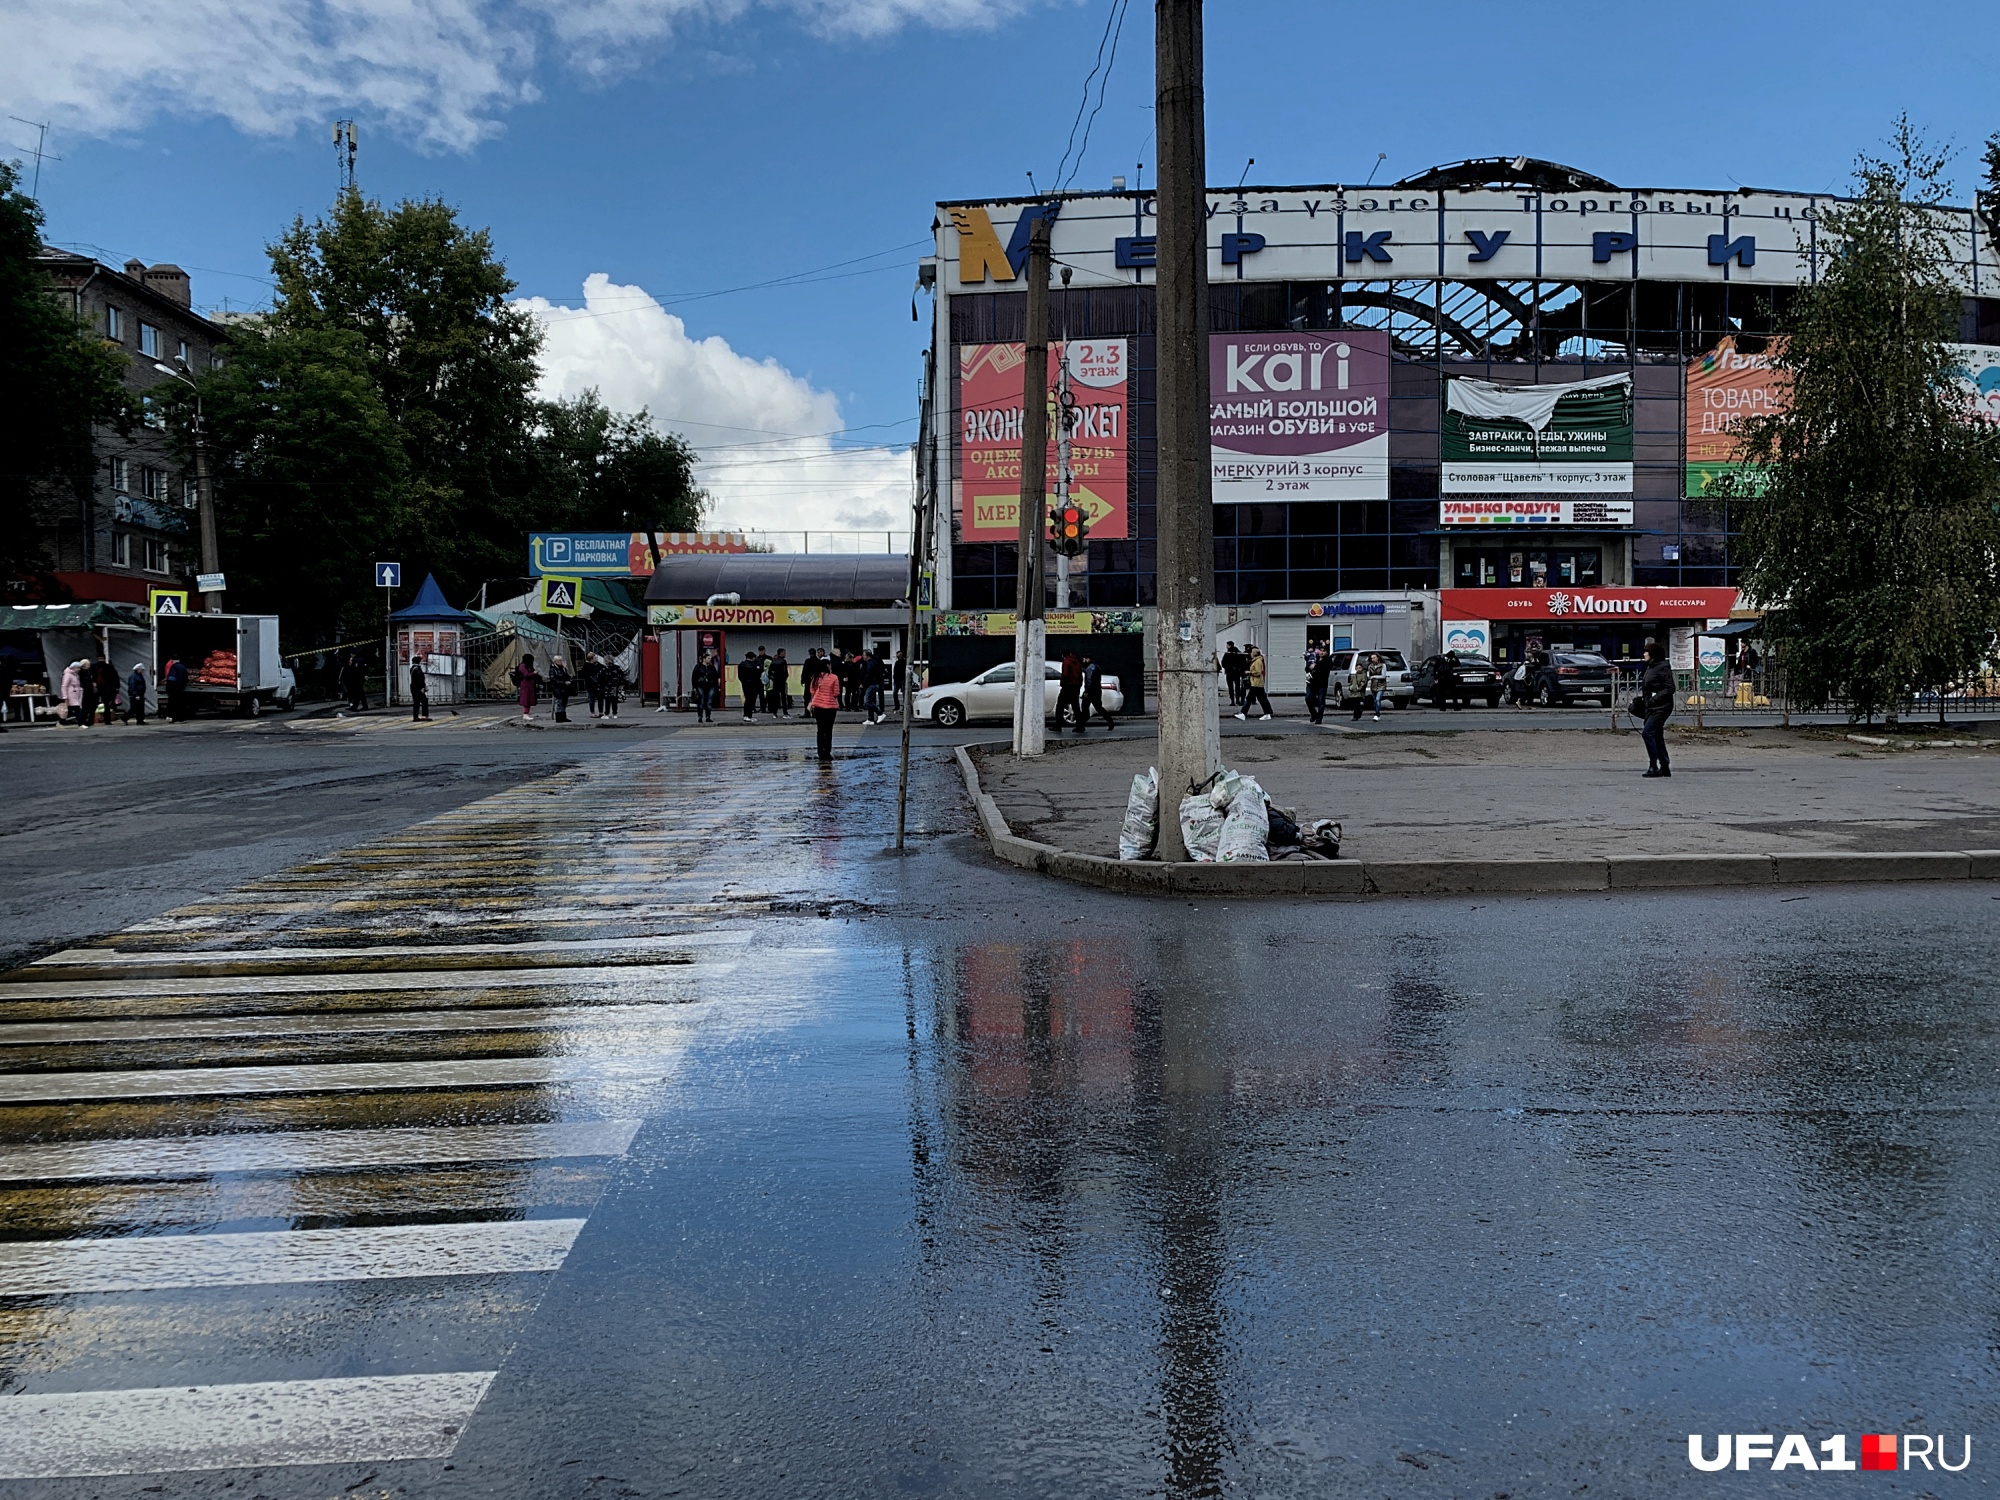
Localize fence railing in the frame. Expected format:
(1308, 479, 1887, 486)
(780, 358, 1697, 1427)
(1608, 665, 2000, 726)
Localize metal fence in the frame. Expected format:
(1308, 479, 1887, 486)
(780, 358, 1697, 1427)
(462, 620, 645, 702)
(1608, 664, 2000, 726)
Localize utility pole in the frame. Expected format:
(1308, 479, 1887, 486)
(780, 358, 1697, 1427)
(1054, 345, 1075, 610)
(1153, 0, 1219, 856)
(192, 412, 222, 614)
(1012, 211, 1051, 757)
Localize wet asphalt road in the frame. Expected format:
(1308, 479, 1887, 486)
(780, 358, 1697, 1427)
(0, 730, 1996, 1496)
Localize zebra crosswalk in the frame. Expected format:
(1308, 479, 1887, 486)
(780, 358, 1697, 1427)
(0, 752, 793, 1482)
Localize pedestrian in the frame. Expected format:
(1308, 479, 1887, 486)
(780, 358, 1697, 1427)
(892, 650, 905, 712)
(599, 658, 624, 718)
(691, 652, 718, 723)
(1636, 640, 1676, 778)
(579, 652, 601, 718)
(61, 659, 85, 726)
(409, 655, 431, 721)
(862, 646, 888, 724)
(92, 657, 120, 724)
(0, 651, 15, 732)
(843, 652, 864, 711)
(1055, 649, 1083, 732)
(125, 662, 148, 725)
(549, 657, 573, 723)
(1221, 643, 1246, 706)
(738, 653, 761, 720)
(1739, 641, 1762, 695)
(1078, 655, 1115, 732)
(77, 659, 101, 728)
(771, 649, 793, 717)
(1435, 650, 1462, 712)
(1350, 652, 1385, 721)
(1306, 648, 1333, 724)
(515, 652, 539, 723)
(808, 648, 842, 761)
(800, 648, 824, 722)
(1234, 646, 1273, 720)
(162, 655, 189, 721)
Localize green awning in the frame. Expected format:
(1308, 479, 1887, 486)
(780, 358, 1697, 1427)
(0, 602, 149, 632)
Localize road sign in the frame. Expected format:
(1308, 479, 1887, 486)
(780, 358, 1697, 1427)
(375, 562, 402, 588)
(148, 589, 189, 617)
(196, 572, 226, 593)
(539, 575, 583, 616)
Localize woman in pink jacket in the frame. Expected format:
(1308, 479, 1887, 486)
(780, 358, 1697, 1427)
(808, 659, 842, 761)
(60, 661, 86, 726)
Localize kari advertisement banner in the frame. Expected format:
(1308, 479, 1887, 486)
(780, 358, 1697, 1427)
(1685, 336, 1786, 497)
(1209, 330, 1389, 501)
(1441, 372, 1634, 492)
(1947, 344, 2000, 429)
(958, 339, 1128, 541)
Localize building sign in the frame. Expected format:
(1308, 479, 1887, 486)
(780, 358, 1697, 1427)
(1440, 499, 1634, 526)
(1696, 636, 1728, 692)
(647, 605, 824, 627)
(532, 532, 750, 577)
(1686, 335, 1785, 496)
(1442, 620, 1491, 655)
(958, 339, 1129, 541)
(1947, 344, 2000, 429)
(1210, 330, 1389, 500)
(1440, 587, 1739, 621)
(1441, 372, 1634, 492)
(1305, 601, 1387, 617)
(934, 609, 1144, 636)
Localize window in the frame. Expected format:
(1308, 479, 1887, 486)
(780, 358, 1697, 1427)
(109, 456, 130, 491)
(105, 305, 122, 340)
(139, 465, 164, 501)
(112, 533, 131, 568)
(182, 477, 198, 509)
(142, 539, 169, 574)
(139, 322, 160, 358)
(1454, 547, 1602, 589)
(176, 338, 189, 364)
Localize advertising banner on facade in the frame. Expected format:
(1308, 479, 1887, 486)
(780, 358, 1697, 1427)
(1210, 330, 1389, 501)
(958, 339, 1128, 541)
(1439, 587, 1739, 622)
(1696, 636, 1728, 693)
(934, 609, 1145, 636)
(646, 605, 824, 627)
(1442, 620, 1491, 656)
(1685, 336, 1786, 497)
(532, 532, 749, 577)
(1439, 498, 1634, 526)
(1947, 344, 2000, 429)
(1441, 372, 1633, 493)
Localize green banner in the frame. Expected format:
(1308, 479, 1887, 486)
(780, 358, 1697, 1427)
(1440, 374, 1634, 493)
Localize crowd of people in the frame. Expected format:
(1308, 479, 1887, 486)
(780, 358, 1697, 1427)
(507, 651, 628, 725)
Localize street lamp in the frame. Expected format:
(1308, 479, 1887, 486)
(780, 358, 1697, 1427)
(152, 358, 223, 615)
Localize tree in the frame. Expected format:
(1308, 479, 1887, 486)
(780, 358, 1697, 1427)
(525, 390, 706, 536)
(1719, 122, 2000, 720)
(0, 161, 132, 589)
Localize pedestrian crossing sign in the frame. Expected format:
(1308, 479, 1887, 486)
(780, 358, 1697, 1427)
(539, 575, 583, 616)
(149, 589, 189, 616)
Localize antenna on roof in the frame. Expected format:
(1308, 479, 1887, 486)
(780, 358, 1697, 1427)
(1363, 151, 1387, 187)
(333, 120, 358, 195)
(1234, 157, 1255, 191)
(7, 118, 60, 198)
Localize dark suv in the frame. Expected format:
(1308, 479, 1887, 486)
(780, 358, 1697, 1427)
(1412, 653, 1502, 708)
(1506, 652, 1615, 707)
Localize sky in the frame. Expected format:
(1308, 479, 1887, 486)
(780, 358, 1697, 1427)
(7, 0, 1999, 542)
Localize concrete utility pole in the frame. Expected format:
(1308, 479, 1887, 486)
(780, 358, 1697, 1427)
(1054, 346, 1075, 610)
(1154, 0, 1219, 855)
(1012, 211, 1051, 757)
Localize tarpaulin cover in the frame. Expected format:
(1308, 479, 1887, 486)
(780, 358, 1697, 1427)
(1445, 371, 1632, 432)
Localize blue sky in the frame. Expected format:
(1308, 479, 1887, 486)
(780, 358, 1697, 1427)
(11, 0, 1999, 532)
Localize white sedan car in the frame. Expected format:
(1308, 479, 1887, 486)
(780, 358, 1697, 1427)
(916, 661, 1126, 728)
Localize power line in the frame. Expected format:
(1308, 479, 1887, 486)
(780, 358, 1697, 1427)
(1053, 0, 1132, 193)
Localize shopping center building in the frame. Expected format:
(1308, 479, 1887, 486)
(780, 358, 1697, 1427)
(921, 157, 2000, 668)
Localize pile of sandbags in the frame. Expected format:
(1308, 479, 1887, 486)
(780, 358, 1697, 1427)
(194, 649, 237, 685)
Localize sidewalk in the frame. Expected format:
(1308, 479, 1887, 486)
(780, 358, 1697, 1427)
(973, 724, 2000, 863)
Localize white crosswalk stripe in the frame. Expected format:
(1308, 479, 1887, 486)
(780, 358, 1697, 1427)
(0, 747, 799, 1478)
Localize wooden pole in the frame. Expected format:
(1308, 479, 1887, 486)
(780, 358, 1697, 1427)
(1012, 212, 1051, 757)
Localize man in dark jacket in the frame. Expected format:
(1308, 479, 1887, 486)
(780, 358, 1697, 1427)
(738, 654, 761, 719)
(163, 656, 189, 720)
(93, 658, 120, 725)
(125, 663, 148, 724)
(1638, 641, 1675, 777)
(1055, 650, 1083, 732)
(690, 653, 718, 723)
(1078, 656, 1115, 733)
(1305, 649, 1332, 724)
(1221, 644, 1246, 706)
(409, 656, 432, 721)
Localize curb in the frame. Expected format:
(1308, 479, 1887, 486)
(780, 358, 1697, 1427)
(953, 744, 2000, 899)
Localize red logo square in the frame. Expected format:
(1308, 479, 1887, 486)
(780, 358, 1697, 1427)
(1861, 1434, 1897, 1471)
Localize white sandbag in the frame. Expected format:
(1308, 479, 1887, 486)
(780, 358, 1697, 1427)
(1178, 794, 1228, 862)
(1216, 781, 1270, 863)
(1118, 767, 1160, 861)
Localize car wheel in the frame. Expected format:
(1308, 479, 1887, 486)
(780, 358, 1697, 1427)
(247, 695, 263, 718)
(1535, 681, 1556, 708)
(931, 699, 964, 729)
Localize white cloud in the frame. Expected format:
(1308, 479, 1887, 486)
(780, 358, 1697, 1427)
(522, 274, 912, 545)
(2, 0, 1026, 152)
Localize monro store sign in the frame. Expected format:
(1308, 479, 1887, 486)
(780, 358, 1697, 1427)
(1439, 587, 1739, 621)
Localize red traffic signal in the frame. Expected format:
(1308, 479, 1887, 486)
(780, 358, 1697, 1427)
(1048, 503, 1090, 555)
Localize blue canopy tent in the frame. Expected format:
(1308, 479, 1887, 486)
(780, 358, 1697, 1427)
(386, 574, 471, 705)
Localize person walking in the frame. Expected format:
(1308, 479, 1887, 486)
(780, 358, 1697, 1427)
(892, 650, 906, 713)
(690, 653, 718, 723)
(1435, 651, 1462, 712)
(1078, 655, 1116, 733)
(1235, 646, 1273, 720)
(578, 653, 601, 718)
(125, 662, 148, 725)
(737, 653, 761, 720)
(1637, 641, 1676, 777)
(862, 646, 888, 724)
(162, 655, 189, 721)
(1351, 652, 1386, 721)
(1306, 648, 1333, 725)
(78, 659, 101, 728)
(515, 652, 539, 723)
(409, 655, 432, 721)
(549, 657, 572, 723)
(1221, 644, 1246, 707)
(1055, 650, 1083, 732)
(800, 649, 824, 725)
(771, 650, 793, 718)
(60, 660, 85, 726)
(808, 651, 842, 761)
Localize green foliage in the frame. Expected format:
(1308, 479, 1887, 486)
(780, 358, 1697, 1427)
(1717, 121, 2000, 717)
(0, 161, 133, 582)
(181, 188, 704, 645)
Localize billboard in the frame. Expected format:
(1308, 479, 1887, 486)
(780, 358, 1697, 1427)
(1441, 372, 1633, 492)
(1210, 330, 1389, 501)
(958, 339, 1128, 541)
(1439, 499, 1633, 526)
(647, 605, 824, 627)
(1947, 344, 2000, 429)
(1686, 336, 1786, 496)
(1439, 586, 1739, 621)
(530, 532, 750, 577)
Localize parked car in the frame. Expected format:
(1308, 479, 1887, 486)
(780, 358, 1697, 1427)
(1411, 652, 1502, 708)
(1327, 649, 1415, 709)
(916, 661, 1126, 728)
(1504, 651, 1615, 707)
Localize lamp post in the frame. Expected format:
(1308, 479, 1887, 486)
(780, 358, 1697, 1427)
(152, 359, 222, 615)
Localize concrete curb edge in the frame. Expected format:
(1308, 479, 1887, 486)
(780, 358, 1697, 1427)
(953, 743, 2000, 898)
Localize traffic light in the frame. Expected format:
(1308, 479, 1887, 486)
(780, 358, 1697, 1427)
(1048, 502, 1090, 557)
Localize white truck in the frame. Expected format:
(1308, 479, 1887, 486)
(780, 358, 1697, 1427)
(154, 613, 297, 716)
